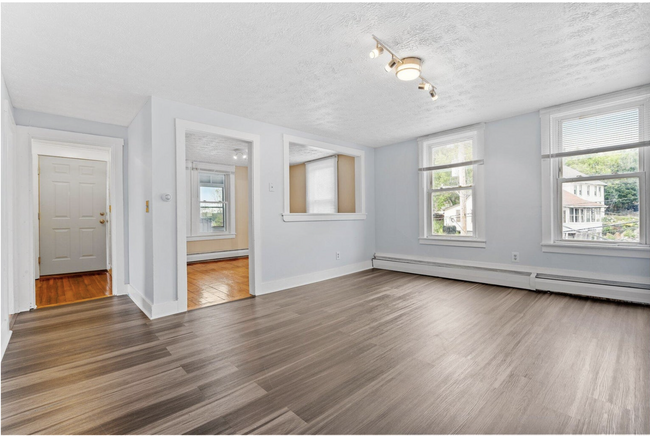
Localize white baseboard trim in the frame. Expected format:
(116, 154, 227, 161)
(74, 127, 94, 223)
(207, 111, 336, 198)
(373, 253, 650, 305)
(187, 249, 248, 263)
(2, 330, 12, 361)
(127, 284, 186, 319)
(257, 260, 373, 296)
(127, 284, 153, 319)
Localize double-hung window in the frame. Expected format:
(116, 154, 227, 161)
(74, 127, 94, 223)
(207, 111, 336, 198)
(418, 124, 486, 247)
(541, 88, 650, 257)
(186, 161, 236, 240)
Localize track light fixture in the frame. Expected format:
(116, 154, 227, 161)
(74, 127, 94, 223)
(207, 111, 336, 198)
(369, 35, 439, 102)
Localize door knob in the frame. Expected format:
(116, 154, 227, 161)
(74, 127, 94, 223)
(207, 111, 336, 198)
(99, 219, 106, 224)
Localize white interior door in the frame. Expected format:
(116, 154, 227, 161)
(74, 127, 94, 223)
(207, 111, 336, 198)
(39, 156, 108, 275)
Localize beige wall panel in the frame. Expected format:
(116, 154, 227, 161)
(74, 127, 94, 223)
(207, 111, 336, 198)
(290, 164, 307, 213)
(337, 155, 356, 213)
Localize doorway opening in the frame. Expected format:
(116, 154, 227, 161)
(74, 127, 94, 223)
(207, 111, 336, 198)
(28, 132, 125, 310)
(176, 120, 262, 311)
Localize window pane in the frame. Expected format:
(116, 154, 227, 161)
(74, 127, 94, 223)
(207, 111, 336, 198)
(563, 149, 639, 177)
(561, 178, 639, 242)
(430, 140, 472, 166)
(200, 204, 225, 232)
(306, 157, 338, 213)
(561, 108, 639, 152)
(199, 174, 211, 183)
(431, 190, 473, 236)
(200, 186, 223, 202)
(431, 165, 473, 189)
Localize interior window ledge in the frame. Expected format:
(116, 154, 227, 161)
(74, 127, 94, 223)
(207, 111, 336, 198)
(282, 213, 367, 222)
(187, 234, 236, 241)
(541, 242, 650, 258)
(419, 237, 486, 248)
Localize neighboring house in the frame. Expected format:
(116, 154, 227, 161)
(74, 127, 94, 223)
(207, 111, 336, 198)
(443, 194, 473, 236)
(561, 166, 607, 240)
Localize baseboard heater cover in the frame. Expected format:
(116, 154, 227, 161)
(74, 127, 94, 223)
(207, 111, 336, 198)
(373, 254, 650, 304)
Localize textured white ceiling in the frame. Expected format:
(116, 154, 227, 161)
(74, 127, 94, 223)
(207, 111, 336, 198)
(2, 3, 649, 147)
(186, 131, 249, 167)
(289, 143, 335, 166)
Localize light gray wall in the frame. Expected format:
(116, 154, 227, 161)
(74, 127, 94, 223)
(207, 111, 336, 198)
(12, 108, 131, 282)
(375, 111, 649, 278)
(127, 100, 154, 302)
(1, 75, 15, 358)
(147, 96, 376, 304)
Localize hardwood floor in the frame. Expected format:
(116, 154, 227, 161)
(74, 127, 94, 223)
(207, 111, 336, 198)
(187, 257, 251, 310)
(35, 271, 112, 308)
(2, 269, 649, 434)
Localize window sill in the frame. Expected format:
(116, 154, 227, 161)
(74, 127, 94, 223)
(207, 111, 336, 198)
(541, 242, 650, 258)
(419, 237, 486, 248)
(282, 213, 367, 222)
(187, 234, 236, 241)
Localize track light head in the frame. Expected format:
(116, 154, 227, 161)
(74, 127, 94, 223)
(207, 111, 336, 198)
(418, 81, 433, 92)
(369, 45, 384, 59)
(384, 57, 399, 72)
(429, 88, 438, 101)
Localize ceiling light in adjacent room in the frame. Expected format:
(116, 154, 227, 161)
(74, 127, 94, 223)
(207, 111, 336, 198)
(395, 57, 421, 81)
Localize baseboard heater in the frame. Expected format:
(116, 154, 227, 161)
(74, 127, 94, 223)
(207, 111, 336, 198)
(372, 255, 650, 304)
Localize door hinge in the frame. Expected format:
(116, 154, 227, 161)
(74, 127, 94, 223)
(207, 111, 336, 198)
(109, 205, 112, 213)
(38, 212, 40, 220)
(38, 257, 41, 264)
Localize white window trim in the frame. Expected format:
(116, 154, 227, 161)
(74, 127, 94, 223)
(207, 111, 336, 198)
(186, 160, 237, 240)
(418, 123, 486, 248)
(540, 85, 650, 258)
(282, 135, 366, 222)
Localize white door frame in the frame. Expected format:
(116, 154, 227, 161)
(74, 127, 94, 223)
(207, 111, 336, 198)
(175, 119, 262, 310)
(25, 128, 126, 308)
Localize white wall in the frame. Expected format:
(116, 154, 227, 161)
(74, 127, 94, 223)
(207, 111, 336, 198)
(127, 99, 154, 303)
(145, 97, 375, 305)
(375, 111, 649, 279)
(1, 75, 16, 358)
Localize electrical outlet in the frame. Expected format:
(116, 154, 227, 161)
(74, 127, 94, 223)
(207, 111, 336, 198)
(269, 183, 275, 192)
(336, 252, 340, 260)
(512, 252, 520, 263)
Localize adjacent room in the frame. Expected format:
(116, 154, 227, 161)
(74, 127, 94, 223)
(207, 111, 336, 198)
(1, 3, 649, 435)
(184, 129, 252, 309)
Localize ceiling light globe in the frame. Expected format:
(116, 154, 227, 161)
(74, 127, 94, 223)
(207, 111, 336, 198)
(395, 57, 422, 81)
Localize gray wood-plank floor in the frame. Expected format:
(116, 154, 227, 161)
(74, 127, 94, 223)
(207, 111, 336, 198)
(2, 269, 649, 434)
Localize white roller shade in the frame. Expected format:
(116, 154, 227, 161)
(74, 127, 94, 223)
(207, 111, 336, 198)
(306, 156, 338, 213)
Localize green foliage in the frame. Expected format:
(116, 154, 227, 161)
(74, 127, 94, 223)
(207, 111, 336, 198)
(604, 180, 638, 213)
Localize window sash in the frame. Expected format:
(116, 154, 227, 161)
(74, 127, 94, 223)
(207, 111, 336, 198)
(428, 184, 475, 237)
(556, 173, 644, 244)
